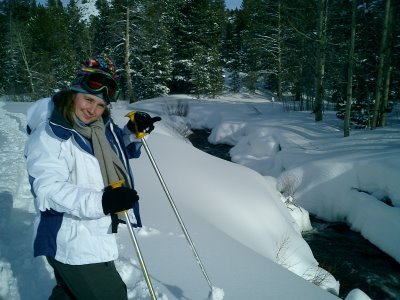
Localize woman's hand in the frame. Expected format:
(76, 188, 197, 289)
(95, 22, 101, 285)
(127, 111, 161, 134)
(102, 187, 139, 215)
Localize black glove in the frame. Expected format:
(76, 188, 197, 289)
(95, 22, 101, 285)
(102, 187, 139, 215)
(127, 111, 161, 134)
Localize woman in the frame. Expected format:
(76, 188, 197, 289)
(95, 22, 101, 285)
(24, 57, 160, 299)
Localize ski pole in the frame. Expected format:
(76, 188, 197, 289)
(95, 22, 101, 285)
(110, 180, 157, 300)
(125, 112, 213, 290)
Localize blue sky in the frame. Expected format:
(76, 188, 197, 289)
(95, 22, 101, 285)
(225, 0, 242, 9)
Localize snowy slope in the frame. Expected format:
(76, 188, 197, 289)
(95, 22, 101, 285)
(2, 93, 396, 300)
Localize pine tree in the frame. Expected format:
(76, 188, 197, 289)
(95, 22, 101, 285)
(134, 0, 174, 100)
(223, 10, 241, 92)
(25, 0, 76, 96)
(0, 3, 6, 95)
(343, 0, 357, 137)
(372, 0, 395, 128)
(90, 0, 114, 54)
(1, 0, 38, 99)
(170, 0, 225, 96)
(314, 0, 328, 121)
(66, 0, 91, 63)
(240, 0, 267, 92)
(89, 0, 132, 100)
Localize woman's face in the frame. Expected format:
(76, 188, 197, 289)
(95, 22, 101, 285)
(73, 93, 107, 124)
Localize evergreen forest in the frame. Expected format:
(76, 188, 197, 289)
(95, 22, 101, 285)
(0, 0, 399, 131)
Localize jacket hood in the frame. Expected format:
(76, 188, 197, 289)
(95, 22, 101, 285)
(26, 98, 53, 134)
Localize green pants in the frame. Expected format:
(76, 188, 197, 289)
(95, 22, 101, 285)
(46, 257, 127, 300)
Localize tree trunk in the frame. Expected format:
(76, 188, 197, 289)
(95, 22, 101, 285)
(378, 0, 394, 127)
(314, 0, 328, 122)
(15, 27, 35, 96)
(277, 0, 283, 105)
(371, 0, 392, 128)
(379, 63, 392, 126)
(344, 0, 356, 137)
(124, 2, 135, 103)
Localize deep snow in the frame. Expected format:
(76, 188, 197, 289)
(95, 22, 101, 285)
(1, 93, 399, 300)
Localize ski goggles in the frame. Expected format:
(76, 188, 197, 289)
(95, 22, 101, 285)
(79, 72, 118, 103)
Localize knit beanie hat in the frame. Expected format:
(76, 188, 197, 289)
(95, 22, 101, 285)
(69, 57, 119, 103)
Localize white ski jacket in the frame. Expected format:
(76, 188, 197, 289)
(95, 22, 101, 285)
(24, 97, 142, 265)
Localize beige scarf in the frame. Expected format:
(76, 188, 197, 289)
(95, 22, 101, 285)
(72, 115, 130, 188)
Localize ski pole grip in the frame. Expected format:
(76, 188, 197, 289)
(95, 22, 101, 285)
(110, 179, 125, 189)
(125, 111, 145, 139)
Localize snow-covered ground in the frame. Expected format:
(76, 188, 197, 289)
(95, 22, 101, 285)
(1, 93, 398, 300)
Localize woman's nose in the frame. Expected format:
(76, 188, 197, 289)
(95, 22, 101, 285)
(87, 103, 96, 114)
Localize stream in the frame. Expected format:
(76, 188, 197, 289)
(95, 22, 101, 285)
(188, 129, 400, 300)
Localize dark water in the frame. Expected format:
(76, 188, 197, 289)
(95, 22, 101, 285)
(188, 129, 400, 300)
(188, 129, 232, 161)
(303, 217, 400, 299)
